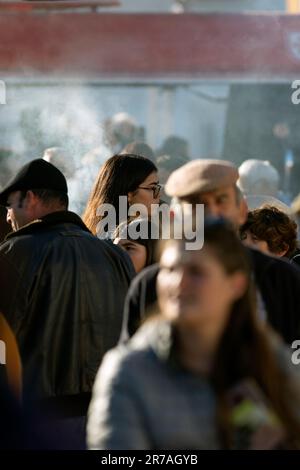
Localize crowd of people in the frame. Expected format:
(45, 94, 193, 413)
(1, 117, 300, 450)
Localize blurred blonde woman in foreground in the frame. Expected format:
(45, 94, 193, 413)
(87, 219, 300, 450)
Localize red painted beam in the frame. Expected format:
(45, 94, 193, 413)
(1, 13, 300, 78)
(0, 1, 120, 12)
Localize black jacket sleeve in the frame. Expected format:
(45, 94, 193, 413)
(250, 248, 300, 344)
(120, 264, 159, 341)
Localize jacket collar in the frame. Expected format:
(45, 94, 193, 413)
(131, 319, 180, 367)
(5, 211, 91, 240)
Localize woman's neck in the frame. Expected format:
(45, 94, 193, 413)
(176, 322, 224, 375)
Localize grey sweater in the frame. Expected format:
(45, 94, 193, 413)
(87, 320, 300, 450)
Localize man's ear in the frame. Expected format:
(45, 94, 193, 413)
(127, 190, 138, 205)
(24, 190, 39, 209)
(275, 243, 289, 257)
(238, 196, 248, 226)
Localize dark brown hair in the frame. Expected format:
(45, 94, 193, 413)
(83, 153, 157, 235)
(240, 205, 298, 258)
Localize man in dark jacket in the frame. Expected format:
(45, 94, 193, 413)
(122, 159, 300, 344)
(0, 159, 135, 447)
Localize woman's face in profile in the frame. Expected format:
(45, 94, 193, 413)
(114, 238, 147, 273)
(128, 171, 161, 215)
(157, 241, 246, 331)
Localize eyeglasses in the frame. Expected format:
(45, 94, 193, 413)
(138, 184, 162, 199)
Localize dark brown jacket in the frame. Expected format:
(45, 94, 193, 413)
(0, 211, 134, 412)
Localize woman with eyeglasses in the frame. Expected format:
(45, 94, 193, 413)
(83, 153, 161, 236)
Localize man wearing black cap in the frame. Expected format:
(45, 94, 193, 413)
(0, 158, 69, 231)
(0, 159, 135, 448)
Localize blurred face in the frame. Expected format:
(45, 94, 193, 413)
(181, 185, 247, 229)
(6, 191, 31, 232)
(157, 242, 246, 331)
(128, 171, 161, 215)
(242, 231, 271, 255)
(114, 238, 147, 273)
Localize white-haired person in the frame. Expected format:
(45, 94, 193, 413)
(238, 159, 280, 198)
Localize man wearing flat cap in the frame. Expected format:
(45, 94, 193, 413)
(165, 159, 246, 229)
(0, 159, 135, 448)
(122, 158, 300, 347)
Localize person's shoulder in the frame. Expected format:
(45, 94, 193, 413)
(137, 263, 160, 280)
(94, 239, 136, 277)
(94, 326, 157, 392)
(0, 230, 36, 256)
(99, 320, 163, 376)
(249, 246, 300, 280)
(290, 249, 300, 269)
(269, 253, 300, 279)
(129, 263, 159, 290)
(268, 331, 300, 383)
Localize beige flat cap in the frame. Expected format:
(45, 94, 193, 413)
(165, 159, 239, 198)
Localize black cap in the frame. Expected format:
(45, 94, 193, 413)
(0, 158, 68, 206)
